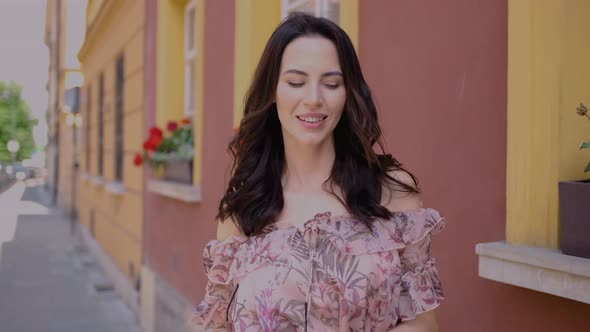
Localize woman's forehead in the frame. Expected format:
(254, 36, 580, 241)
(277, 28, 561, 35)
(280, 36, 341, 74)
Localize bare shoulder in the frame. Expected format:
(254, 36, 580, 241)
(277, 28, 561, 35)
(216, 217, 242, 242)
(381, 170, 423, 212)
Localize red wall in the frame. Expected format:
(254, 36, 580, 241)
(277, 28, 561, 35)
(359, 1, 590, 331)
(143, 0, 235, 303)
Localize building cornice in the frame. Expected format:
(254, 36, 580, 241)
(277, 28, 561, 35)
(77, 0, 122, 62)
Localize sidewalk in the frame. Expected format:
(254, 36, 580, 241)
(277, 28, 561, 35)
(0, 180, 143, 332)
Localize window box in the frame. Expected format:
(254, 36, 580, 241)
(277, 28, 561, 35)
(162, 160, 193, 184)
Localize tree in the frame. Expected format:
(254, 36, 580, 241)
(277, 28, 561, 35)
(0, 81, 38, 163)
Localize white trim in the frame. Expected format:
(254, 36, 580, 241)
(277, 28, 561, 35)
(476, 241, 590, 304)
(105, 181, 125, 196)
(91, 175, 105, 187)
(147, 179, 201, 203)
(281, 0, 340, 23)
(184, 0, 197, 119)
(281, 0, 310, 18)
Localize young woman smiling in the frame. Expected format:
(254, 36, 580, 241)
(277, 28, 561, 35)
(192, 12, 444, 332)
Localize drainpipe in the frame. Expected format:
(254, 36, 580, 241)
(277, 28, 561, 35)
(52, 0, 61, 206)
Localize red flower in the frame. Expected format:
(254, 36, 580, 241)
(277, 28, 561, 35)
(143, 140, 154, 151)
(167, 121, 178, 132)
(149, 135, 163, 147)
(133, 153, 143, 166)
(149, 126, 163, 138)
(180, 117, 191, 125)
(143, 135, 162, 151)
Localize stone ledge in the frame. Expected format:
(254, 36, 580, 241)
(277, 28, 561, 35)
(147, 180, 201, 203)
(91, 176, 105, 187)
(105, 181, 125, 196)
(476, 241, 590, 304)
(80, 172, 90, 181)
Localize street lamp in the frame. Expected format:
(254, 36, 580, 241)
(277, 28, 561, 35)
(64, 86, 80, 233)
(2, 89, 18, 165)
(7, 139, 20, 164)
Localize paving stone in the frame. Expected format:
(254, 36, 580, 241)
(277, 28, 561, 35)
(0, 182, 143, 332)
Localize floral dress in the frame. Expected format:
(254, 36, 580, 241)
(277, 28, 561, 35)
(192, 208, 445, 331)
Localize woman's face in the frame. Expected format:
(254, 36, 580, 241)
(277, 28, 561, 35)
(276, 36, 346, 147)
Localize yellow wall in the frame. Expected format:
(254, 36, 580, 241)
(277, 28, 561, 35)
(339, 0, 358, 51)
(78, 0, 144, 283)
(233, 0, 281, 128)
(506, 0, 590, 247)
(156, 0, 205, 186)
(559, 0, 590, 180)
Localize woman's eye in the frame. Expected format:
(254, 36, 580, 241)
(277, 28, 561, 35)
(324, 83, 340, 90)
(287, 82, 304, 87)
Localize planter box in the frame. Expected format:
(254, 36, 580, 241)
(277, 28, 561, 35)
(559, 180, 590, 258)
(163, 160, 193, 184)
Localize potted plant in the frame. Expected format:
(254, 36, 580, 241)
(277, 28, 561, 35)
(559, 103, 590, 258)
(134, 117, 194, 184)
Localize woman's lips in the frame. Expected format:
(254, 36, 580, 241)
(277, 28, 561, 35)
(296, 114, 327, 129)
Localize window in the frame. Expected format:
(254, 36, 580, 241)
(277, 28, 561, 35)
(281, 0, 340, 23)
(98, 73, 104, 177)
(86, 85, 91, 172)
(184, 0, 197, 119)
(114, 54, 124, 182)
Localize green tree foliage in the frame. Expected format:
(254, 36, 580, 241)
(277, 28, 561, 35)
(0, 81, 38, 163)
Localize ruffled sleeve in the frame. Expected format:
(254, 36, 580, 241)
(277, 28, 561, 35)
(191, 238, 241, 331)
(396, 208, 445, 322)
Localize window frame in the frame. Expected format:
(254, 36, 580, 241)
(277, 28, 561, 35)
(98, 73, 104, 177)
(114, 54, 124, 182)
(281, 0, 340, 23)
(85, 84, 91, 173)
(184, 0, 197, 119)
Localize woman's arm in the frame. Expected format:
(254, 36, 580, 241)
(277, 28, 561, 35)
(383, 171, 440, 332)
(393, 311, 438, 332)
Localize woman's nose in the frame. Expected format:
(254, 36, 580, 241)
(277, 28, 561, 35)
(303, 83, 322, 108)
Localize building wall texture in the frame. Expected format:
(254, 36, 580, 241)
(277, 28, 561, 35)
(63, 0, 590, 331)
(359, 0, 590, 331)
(78, 0, 145, 289)
(143, 0, 235, 307)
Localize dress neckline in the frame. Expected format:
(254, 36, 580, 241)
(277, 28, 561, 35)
(267, 207, 431, 232)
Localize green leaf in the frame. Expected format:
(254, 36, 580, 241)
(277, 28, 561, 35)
(585, 162, 590, 173)
(581, 141, 590, 149)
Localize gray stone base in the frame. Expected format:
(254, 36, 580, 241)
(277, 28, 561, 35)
(140, 266, 202, 332)
(76, 222, 140, 315)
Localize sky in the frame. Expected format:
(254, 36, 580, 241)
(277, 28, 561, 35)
(0, 0, 49, 147)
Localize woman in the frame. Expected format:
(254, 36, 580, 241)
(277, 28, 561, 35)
(192, 12, 444, 331)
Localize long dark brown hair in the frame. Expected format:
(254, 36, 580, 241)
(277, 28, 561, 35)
(218, 13, 419, 236)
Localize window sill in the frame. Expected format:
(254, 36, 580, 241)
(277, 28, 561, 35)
(105, 181, 125, 196)
(476, 241, 590, 304)
(91, 176, 105, 187)
(147, 179, 201, 203)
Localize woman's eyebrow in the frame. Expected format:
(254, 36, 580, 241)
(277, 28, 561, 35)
(282, 69, 343, 77)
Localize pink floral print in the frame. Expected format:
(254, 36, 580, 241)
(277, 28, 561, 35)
(191, 208, 445, 331)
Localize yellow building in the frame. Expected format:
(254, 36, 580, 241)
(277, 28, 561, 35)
(77, 0, 145, 314)
(44, 0, 85, 212)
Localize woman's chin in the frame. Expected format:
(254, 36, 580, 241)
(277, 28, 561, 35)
(291, 132, 332, 147)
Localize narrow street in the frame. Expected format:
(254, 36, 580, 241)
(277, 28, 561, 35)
(0, 179, 143, 332)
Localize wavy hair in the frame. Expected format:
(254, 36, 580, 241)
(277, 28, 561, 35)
(217, 13, 419, 236)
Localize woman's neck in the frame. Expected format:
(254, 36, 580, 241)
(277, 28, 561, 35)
(282, 135, 335, 193)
